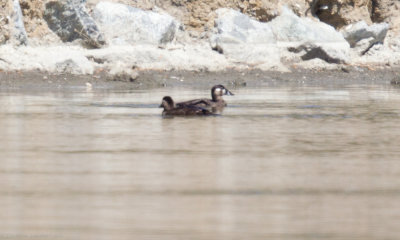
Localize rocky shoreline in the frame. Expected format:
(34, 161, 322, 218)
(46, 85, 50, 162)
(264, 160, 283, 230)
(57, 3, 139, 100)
(1, 67, 399, 92)
(1, 0, 399, 78)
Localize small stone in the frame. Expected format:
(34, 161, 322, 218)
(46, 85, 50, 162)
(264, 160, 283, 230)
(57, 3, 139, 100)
(341, 66, 350, 73)
(108, 70, 139, 82)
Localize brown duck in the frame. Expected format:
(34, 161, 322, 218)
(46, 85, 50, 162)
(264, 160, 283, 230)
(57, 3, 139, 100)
(176, 85, 234, 113)
(159, 96, 213, 116)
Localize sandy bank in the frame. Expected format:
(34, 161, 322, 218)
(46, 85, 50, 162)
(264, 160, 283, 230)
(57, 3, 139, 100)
(1, 67, 399, 92)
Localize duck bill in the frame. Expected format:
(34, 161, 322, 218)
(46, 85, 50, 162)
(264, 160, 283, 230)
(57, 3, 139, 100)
(159, 104, 163, 108)
(226, 90, 234, 96)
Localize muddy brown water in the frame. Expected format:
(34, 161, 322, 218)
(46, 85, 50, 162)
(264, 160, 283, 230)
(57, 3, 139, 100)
(1, 72, 400, 240)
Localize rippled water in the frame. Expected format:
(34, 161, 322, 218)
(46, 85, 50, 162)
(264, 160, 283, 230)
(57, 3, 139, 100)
(1, 83, 400, 240)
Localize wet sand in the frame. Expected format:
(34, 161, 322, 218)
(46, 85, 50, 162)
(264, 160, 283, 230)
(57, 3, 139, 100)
(0, 67, 398, 91)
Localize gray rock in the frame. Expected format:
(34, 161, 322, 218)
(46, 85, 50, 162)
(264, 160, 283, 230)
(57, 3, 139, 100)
(11, 0, 28, 45)
(92, 2, 179, 45)
(342, 21, 389, 54)
(211, 7, 350, 65)
(56, 59, 81, 73)
(271, 7, 350, 64)
(44, 0, 105, 48)
(270, 6, 346, 43)
(210, 8, 280, 69)
(342, 21, 389, 46)
(55, 56, 94, 74)
(211, 8, 276, 45)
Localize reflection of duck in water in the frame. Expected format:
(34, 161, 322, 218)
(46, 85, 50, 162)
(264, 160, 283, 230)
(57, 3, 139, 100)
(159, 96, 213, 117)
(176, 85, 234, 113)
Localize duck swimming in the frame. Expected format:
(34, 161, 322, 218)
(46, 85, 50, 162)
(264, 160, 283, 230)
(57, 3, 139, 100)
(159, 96, 213, 116)
(176, 85, 234, 113)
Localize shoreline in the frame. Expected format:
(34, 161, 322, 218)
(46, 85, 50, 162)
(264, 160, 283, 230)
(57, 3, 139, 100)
(1, 67, 398, 91)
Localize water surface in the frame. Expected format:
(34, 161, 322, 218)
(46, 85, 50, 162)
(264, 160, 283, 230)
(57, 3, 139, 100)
(1, 83, 400, 240)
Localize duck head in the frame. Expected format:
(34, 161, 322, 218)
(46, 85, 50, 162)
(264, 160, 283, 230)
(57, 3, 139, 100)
(211, 85, 234, 101)
(159, 96, 175, 110)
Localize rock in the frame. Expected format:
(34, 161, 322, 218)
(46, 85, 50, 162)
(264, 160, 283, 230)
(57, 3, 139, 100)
(270, 6, 347, 43)
(353, 37, 375, 54)
(55, 59, 89, 74)
(51, 52, 94, 74)
(108, 71, 139, 82)
(11, 0, 28, 45)
(212, 8, 276, 45)
(210, 8, 281, 69)
(107, 62, 139, 82)
(89, 0, 309, 33)
(211, 7, 349, 65)
(0, 45, 94, 74)
(389, 35, 400, 52)
(272, 7, 350, 64)
(342, 21, 389, 54)
(350, 31, 400, 67)
(43, 0, 105, 48)
(92, 2, 179, 45)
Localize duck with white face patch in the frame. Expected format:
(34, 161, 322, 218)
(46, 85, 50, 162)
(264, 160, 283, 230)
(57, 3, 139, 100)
(176, 85, 234, 113)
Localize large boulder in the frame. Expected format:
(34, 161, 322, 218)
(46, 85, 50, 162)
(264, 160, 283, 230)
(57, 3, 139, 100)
(92, 2, 179, 45)
(342, 21, 389, 55)
(44, 0, 105, 48)
(271, 6, 350, 63)
(211, 7, 350, 65)
(210, 8, 280, 69)
(211, 8, 276, 45)
(270, 7, 347, 43)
